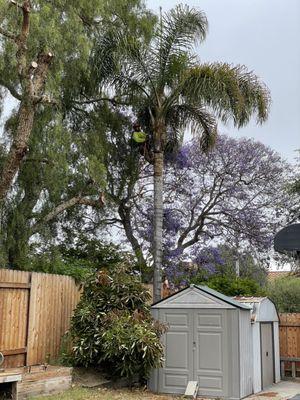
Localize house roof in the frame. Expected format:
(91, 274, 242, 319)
(152, 284, 251, 310)
(267, 271, 291, 281)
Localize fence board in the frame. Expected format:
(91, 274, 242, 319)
(0, 269, 30, 284)
(279, 313, 300, 378)
(0, 269, 81, 367)
(0, 270, 30, 366)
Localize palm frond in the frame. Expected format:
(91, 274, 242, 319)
(89, 31, 121, 87)
(180, 63, 271, 127)
(166, 103, 217, 152)
(156, 4, 208, 87)
(117, 36, 161, 105)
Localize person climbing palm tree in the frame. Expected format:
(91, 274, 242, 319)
(131, 122, 154, 164)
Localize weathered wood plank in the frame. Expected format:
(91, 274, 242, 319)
(0, 282, 30, 289)
(17, 367, 73, 400)
(1, 348, 27, 356)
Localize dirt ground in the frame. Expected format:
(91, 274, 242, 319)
(29, 386, 183, 400)
(30, 380, 300, 400)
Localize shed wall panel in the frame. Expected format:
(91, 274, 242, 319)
(194, 309, 228, 398)
(273, 322, 281, 383)
(256, 299, 279, 322)
(252, 322, 262, 393)
(261, 323, 275, 388)
(227, 310, 240, 400)
(239, 310, 253, 398)
(158, 309, 194, 394)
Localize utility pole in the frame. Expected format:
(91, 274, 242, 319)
(235, 257, 240, 277)
(235, 236, 240, 277)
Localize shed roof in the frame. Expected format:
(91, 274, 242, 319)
(233, 296, 279, 322)
(152, 284, 251, 310)
(234, 296, 266, 303)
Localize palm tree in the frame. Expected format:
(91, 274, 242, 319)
(114, 4, 270, 302)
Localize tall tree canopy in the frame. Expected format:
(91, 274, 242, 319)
(119, 136, 294, 280)
(92, 4, 271, 300)
(0, 0, 156, 267)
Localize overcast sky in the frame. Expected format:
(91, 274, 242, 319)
(147, 0, 300, 163)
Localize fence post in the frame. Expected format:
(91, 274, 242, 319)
(280, 360, 285, 379)
(292, 362, 296, 379)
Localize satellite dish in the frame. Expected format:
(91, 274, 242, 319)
(274, 223, 300, 257)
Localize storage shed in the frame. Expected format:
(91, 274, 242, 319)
(149, 286, 281, 399)
(234, 297, 280, 392)
(149, 285, 253, 399)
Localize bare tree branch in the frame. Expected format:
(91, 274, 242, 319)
(33, 94, 59, 106)
(10, 0, 24, 10)
(16, 0, 31, 78)
(31, 193, 105, 234)
(0, 26, 17, 41)
(0, 78, 22, 100)
(24, 157, 54, 165)
(74, 97, 130, 107)
(31, 52, 54, 91)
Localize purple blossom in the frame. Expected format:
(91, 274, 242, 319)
(127, 134, 295, 285)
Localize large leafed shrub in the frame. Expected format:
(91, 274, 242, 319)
(267, 276, 300, 312)
(67, 264, 166, 382)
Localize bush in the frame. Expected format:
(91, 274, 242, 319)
(67, 264, 166, 382)
(191, 275, 264, 297)
(267, 277, 300, 312)
(100, 312, 165, 379)
(28, 240, 128, 283)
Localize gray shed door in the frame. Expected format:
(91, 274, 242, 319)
(159, 309, 228, 397)
(261, 323, 274, 389)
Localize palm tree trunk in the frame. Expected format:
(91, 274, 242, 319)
(153, 151, 164, 303)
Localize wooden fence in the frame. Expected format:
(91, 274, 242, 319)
(279, 313, 300, 378)
(0, 269, 81, 368)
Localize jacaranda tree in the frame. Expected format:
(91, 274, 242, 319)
(110, 4, 270, 301)
(132, 136, 294, 284)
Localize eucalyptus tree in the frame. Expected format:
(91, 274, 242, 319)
(0, 0, 156, 267)
(110, 4, 271, 301)
(0, 0, 93, 199)
(0, 0, 155, 200)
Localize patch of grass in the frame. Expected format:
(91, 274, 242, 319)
(29, 387, 181, 400)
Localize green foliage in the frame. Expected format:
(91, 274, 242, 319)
(99, 312, 165, 380)
(169, 246, 267, 291)
(21, 240, 129, 283)
(267, 277, 300, 312)
(191, 275, 264, 297)
(67, 265, 165, 381)
(0, 0, 155, 271)
(215, 246, 268, 286)
(59, 239, 125, 270)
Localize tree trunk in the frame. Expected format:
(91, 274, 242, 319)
(0, 102, 35, 200)
(153, 151, 164, 303)
(118, 201, 147, 270)
(0, 0, 53, 201)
